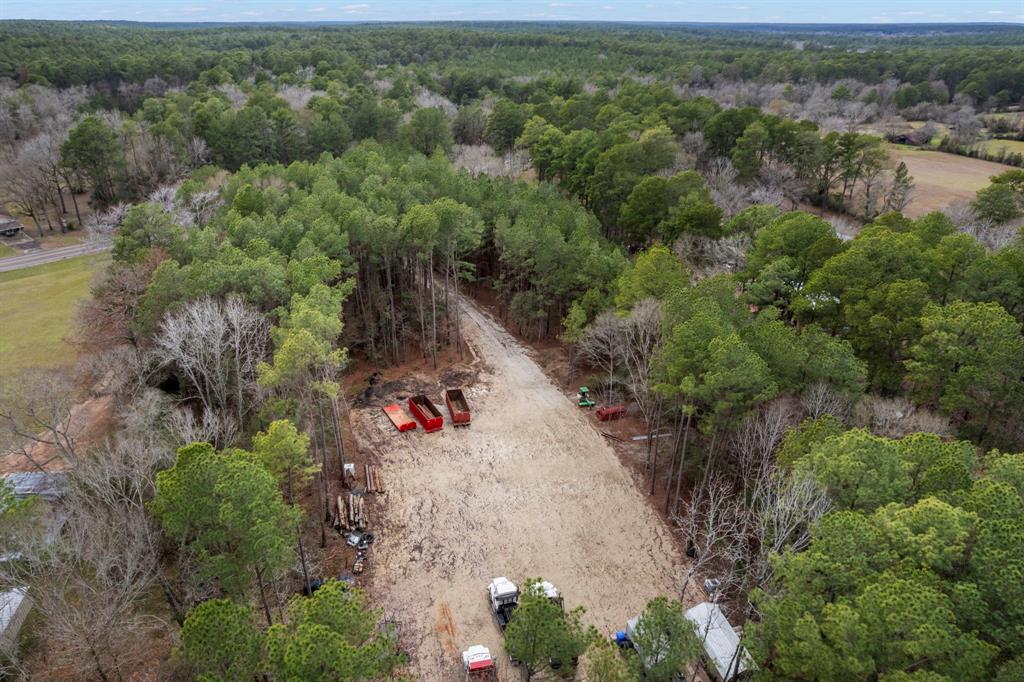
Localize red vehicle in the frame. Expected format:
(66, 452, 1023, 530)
(444, 388, 471, 426)
(596, 405, 626, 421)
(383, 404, 416, 432)
(408, 394, 444, 432)
(462, 645, 497, 681)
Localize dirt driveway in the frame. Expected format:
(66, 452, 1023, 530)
(355, 299, 685, 680)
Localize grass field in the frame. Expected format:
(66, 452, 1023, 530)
(0, 254, 107, 378)
(0, 244, 16, 258)
(971, 138, 1024, 157)
(888, 145, 1018, 218)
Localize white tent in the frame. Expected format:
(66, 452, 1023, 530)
(684, 602, 753, 680)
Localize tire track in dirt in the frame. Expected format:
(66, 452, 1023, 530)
(358, 297, 686, 680)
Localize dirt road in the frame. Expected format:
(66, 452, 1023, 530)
(356, 299, 685, 680)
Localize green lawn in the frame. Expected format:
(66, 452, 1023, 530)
(972, 138, 1024, 157)
(0, 254, 108, 377)
(0, 243, 16, 258)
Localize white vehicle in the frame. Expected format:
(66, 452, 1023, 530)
(488, 577, 519, 631)
(537, 580, 563, 608)
(462, 644, 497, 681)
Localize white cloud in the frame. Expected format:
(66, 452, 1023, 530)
(309, 6, 327, 11)
(987, 10, 1006, 14)
(342, 3, 370, 10)
(181, 6, 209, 12)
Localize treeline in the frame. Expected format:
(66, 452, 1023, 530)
(518, 86, 912, 232)
(1, 22, 1023, 108)
(88, 143, 623, 374)
(749, 428, 1024, 681)
(567, 208, 1024, 679)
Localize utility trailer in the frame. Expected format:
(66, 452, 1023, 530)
(462, 645, 498, 681)
(382, 404, 417, 432)
(488, 577, 519, 631)
(597, 405, 626, 421)
(445, 388, 471, 426)
(408, 394, 444, 432)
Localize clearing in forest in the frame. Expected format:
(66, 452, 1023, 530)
(889, 146, 1016, 217)
(355, 299, 686, 681)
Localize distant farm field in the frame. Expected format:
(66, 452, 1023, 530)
(889, 146, 1017, 217)
(0, 254, 106, 377)
(971, 138, 1024, 157)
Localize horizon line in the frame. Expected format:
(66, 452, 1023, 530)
(1, 18, 1023, 27)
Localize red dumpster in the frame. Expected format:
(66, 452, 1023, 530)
(383, 404, 417, 432)
(408, 394, 444, 432)
(596, 405, 626, 421)
(444, 388, 471, 426)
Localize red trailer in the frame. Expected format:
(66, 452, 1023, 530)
(408, 394, 444, 432)
(596, 405, 626, 421)
(444, 388, 471, 426)
(383, 404, 417, 432)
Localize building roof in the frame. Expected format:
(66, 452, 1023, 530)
(0, 588, 29, 636)
(684, 602, 754, 680)
(2, 471, 67, 500)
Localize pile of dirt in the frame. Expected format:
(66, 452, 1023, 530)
(352, 375, 436, 408)
(439, 364, 478, 389)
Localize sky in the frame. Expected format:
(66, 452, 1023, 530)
(1, 0, 1023, 24)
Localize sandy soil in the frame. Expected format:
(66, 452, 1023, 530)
(354, 299, 686, 681)
(891, 147, 1016, 217)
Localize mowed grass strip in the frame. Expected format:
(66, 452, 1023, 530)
(0, 254, 107, 377)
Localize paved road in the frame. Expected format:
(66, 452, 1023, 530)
(0, 242, 110, 273)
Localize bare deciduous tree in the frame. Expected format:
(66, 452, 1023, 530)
(801, 381, 850, 421)
(944, 200, 1016, 250)
(745, 469, 833, 600)
(673, 232, 751, 276)
(674, 473, 748, 601)
(729, 401, 796, 487)
(0, 370, 83, 472)
(154, 296, 268, 445)
(618, 299, 663, 424)
(576, 310, 628, 402)
(852, 395, 951, 439)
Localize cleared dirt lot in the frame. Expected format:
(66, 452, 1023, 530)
(891, 146, 1016, 217)
(354, 300, 685, 681)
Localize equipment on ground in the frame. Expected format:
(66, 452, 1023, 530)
(577, 387, 595, 408)
(408, 394, 444, 432)
(345, 531, 374, 549)
(462, 645, 498, 680)
(383, 403, 417, 432)
(445, 388, 472, 426)
(597, 404, 626, 421)
(538, 580, 563, 609)
(488, 577, 519, 631)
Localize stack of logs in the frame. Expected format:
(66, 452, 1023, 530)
(338, 493, 367, 531)
(365, 464, 385, 494)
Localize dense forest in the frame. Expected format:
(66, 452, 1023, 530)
(1, 19, 1023, 682)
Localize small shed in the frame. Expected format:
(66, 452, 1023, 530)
(684, 602, 754, 681)
(0, 588, 32, 651)
(0, 214, 22, 238)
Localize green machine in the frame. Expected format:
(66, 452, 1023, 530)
(577, 386, 595, 408)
